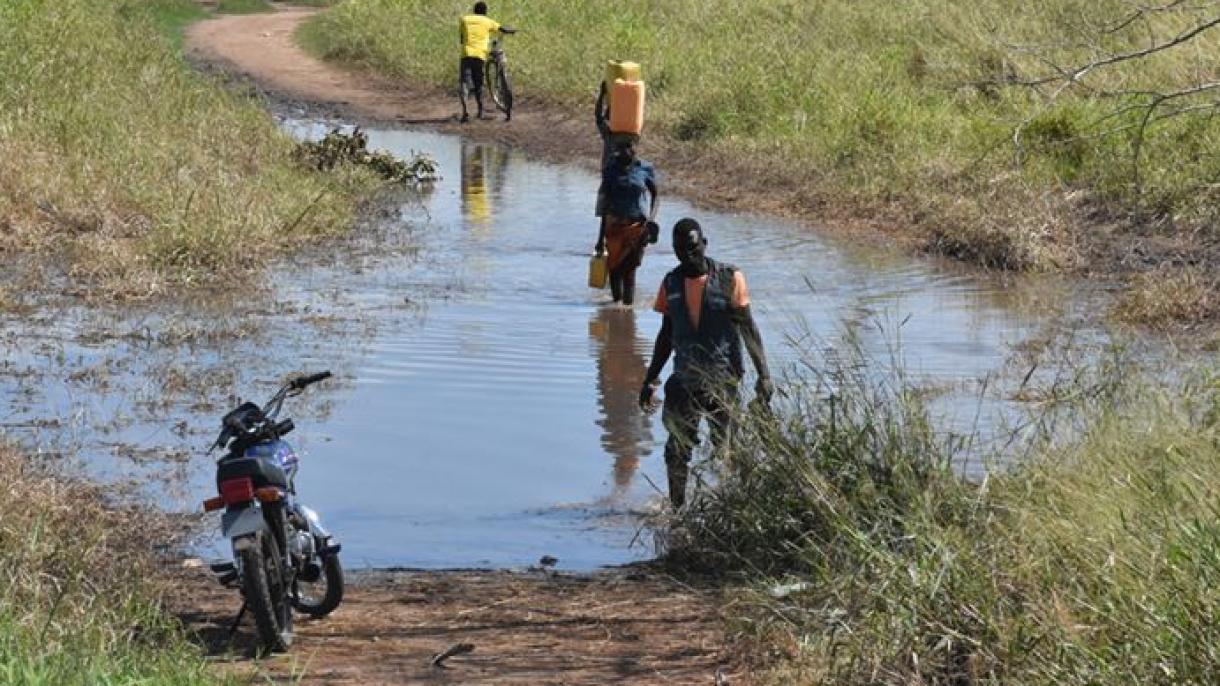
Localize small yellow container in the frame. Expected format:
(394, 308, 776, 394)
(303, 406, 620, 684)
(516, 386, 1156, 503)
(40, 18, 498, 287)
(606, 60, 641, 87)
(588, 251, 608, 289)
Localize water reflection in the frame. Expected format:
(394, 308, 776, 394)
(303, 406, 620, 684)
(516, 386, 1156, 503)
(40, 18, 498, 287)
(588, 306, 654, 501)
(460, 140, 508, 232)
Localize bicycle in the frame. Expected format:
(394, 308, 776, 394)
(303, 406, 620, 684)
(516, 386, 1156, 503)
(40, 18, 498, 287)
(484, 35, 513, 120)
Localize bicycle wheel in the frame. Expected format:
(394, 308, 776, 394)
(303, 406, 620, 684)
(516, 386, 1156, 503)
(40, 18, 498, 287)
(485, 58, 512, 116)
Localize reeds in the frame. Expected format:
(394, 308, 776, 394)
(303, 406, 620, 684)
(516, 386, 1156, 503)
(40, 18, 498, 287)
(666, 343, 1220, 683)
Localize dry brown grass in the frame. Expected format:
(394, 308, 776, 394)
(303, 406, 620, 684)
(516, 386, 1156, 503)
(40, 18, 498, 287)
(0, 441, 220, 683)
(1113, 266, 1220, 328)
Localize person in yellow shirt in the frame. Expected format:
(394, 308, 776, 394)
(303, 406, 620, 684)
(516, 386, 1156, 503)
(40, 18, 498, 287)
(458, 2, 516, 123)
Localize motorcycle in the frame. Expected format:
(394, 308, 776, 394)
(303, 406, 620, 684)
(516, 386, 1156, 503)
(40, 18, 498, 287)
(201, 371, 343, 654)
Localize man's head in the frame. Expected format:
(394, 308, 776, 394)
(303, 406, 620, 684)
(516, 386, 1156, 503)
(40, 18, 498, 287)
(612, 139, 636, 168)
(473, 1, 488, 15)
(672, 218, 709, 275)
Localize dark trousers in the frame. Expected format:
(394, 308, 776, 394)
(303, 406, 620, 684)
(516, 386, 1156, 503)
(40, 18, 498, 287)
(661, 375, 737, 507)
(459, 57, 485, 116)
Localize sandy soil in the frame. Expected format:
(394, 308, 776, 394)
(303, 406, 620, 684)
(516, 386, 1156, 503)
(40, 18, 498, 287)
(174, 564, 751, 685)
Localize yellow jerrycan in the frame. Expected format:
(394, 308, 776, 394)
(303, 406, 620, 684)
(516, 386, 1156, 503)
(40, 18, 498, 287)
(605, 60, 641, 88)
(588, 250, 608, 289)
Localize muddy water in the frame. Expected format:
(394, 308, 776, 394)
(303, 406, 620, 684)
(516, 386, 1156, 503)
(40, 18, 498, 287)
(0, 119, 1107, 570)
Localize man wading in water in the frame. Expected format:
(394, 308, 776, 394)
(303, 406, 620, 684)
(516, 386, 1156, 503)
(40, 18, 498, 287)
(639, 218, 772, 507)
(594, 139, 659, 305)
(458, 2, 515, 123)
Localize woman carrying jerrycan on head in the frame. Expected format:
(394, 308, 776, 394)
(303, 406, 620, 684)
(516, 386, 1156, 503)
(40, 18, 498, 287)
(592, 61, 657, 306)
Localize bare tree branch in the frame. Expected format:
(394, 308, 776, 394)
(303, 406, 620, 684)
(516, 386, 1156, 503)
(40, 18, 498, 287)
(1002, 6, 1220, 169)
(1018, 12, 1220, 88)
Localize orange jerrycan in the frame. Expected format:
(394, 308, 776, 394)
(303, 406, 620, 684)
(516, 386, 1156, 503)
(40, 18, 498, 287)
(609, 78, 646, 135)
(588, 251, 608, 289)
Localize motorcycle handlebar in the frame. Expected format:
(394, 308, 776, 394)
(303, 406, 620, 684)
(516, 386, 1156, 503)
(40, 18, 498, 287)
(291, 371, 332, 390)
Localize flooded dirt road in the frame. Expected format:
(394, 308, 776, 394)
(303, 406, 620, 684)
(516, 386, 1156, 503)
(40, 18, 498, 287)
(0, 7, 1131, 576)
(1, 116, 1108, 573)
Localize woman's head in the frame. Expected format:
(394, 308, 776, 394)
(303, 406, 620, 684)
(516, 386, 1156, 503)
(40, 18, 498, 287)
(612, 139, 636, 167)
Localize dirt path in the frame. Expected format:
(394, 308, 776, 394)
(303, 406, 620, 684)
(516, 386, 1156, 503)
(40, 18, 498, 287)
(187, 8, 458, 127)
(183, 7, 623, 164)
(175, 565, 747, 685)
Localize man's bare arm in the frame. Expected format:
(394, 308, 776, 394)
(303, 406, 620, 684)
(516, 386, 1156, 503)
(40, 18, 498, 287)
(732, 305, 771, 395)
(644, 315, 673, 386)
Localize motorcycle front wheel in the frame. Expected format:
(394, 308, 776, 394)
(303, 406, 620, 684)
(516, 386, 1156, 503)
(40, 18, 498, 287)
(292, 552, 344, 618)
(238, 531, 293, 654)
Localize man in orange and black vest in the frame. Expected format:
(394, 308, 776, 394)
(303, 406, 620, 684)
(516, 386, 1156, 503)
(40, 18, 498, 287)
(638, 218, 772, 507)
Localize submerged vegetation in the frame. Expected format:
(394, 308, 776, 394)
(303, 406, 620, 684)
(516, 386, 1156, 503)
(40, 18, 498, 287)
(301, 0, 1220, 324)
(667, 347, 1220, 683)
(0, 444, 222, 685)
(0, 0, 377, 299)
(295, 127, 441, 185)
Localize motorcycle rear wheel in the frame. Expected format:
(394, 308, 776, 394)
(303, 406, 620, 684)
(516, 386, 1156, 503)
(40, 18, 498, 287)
(239, 532, 293, 654)
(292, 553, 344, 618)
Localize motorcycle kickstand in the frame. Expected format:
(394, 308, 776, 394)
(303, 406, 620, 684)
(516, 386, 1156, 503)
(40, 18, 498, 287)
(225, 600, 248, 644)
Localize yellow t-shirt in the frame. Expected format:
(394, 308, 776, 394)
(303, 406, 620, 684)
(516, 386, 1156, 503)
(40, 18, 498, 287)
(460, 14, 501, 61)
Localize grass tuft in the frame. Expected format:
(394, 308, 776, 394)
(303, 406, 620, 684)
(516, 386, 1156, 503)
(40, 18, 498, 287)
(1114, 267, 1220, 329)
(216, 0, 274, 15)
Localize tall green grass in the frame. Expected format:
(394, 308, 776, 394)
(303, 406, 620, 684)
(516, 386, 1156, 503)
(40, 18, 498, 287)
(301, 1, 1220, 280)
(0, 0, 372, 297)
(666, 349, 1220, 683)
(0, 444, 226, 685)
